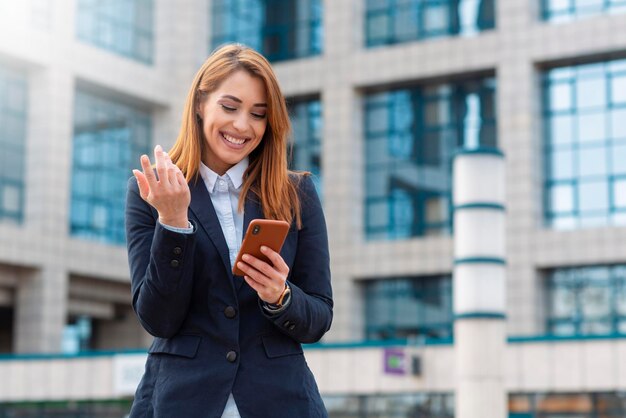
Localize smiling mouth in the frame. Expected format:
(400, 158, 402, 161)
(221, 132, 248, 145)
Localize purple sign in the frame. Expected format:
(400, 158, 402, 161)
(383, 348, 406, 375)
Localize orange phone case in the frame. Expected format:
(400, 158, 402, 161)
(232, 219, 290, 276)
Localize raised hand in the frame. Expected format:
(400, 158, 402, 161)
(133, 145, 191, 228)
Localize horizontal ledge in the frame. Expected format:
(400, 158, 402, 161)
(454, 203, 505, 211)
(455, 312, 506, 320)
(453, 147, 505, 158)
(454, 257, 506, 265)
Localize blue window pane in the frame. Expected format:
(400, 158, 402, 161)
(76, 0, 154, 64)
(544, 0, 626, 20)
(611, 76, 626, 104)
(577, 146, 607, 177)
(210, 0, 322, 62)
(0, 66, 27, 224)
(544, 59, 626, 229)
(549, 82, 573, 111)
(365, 77, 497, 240)
(70, 90, 151, 245)
(365, 0, 495, 47)
(288, 99, 322, 198)
(546, 265, 626, 337)
(364, 275, 452, 341)
(612, 145, 626, 174)
(549, 149, 574, 180)
(578, 113, 606, 143)
(611, 109, 626, 139)
(613, 179, 626, 208)
(576, 77, 607, 109)
(578, 180, 608, 212)
(549, 183, 574, 213)
(549, 114, 574, 145)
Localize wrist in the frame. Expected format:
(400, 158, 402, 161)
(158, 215, 189, 229)
(268, 283, 291, 308)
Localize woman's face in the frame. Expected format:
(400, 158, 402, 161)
(198, 70, 268, 175)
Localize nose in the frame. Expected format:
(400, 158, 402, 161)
(232, 112, 249, 133)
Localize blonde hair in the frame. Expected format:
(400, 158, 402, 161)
(168, 44, 305, 228)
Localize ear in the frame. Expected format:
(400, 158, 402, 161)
(194, 93, 204, 118)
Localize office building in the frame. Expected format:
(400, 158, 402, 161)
(1, 0, 626, 416)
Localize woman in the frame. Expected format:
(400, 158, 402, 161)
(125, 44, 333, 418)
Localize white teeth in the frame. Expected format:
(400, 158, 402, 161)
(223, 133, 246, 145)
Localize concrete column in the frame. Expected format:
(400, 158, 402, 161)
(14, 266, 67, 353)
(453, 149, 506, 418)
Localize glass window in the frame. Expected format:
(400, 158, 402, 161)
(363, 275, 453, 342)
(76, 0, 154, 64)
(544, 58, 626, 229)
(364, 77, 496, 239)
(510, 392, 626, 418)
(0, 400, 134, 417)
(324, 393, 454, 418)
(288, 98, 322, 197)
(70, 90, 151, 245)
(61, 316, 93, 353)
(543, 0, 626, 21)
(365, 0, 495, 47)
(210, 0, 322, 62)
(546, 265, 626, 337)
(0, 66, 27, 224)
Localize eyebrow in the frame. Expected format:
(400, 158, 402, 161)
(220, 94, 267, 108)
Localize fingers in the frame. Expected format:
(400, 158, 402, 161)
(243, 275, 264, 294)
(241, 254, 279, 280)
(140, 154, 157, 189)
(237, 259, 274, 287)
(133, 170, 149, 200)
(163, 151, 183, 187)
(237, 249, 289, 304)
(154, 145, 169, 184)
(260, 246, 289, 273)
(175, 169, 187, 186)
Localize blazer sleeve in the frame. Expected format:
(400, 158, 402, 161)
(125, 177, 197, 338)
(261, 175, 333, 343)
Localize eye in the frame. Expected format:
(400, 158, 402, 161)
(251, 113, 266, 119)
(221, 104, 236, 112)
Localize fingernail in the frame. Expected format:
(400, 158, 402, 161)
(242, 255, 249, 261)
(155, 144, 162, 152)
(260, 246, 268, 252)
(238, 261, 245, 268)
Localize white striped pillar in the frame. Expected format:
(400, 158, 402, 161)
(452, 149, 506, 418)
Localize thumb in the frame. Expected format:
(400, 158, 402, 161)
(133, 170, 150, 201)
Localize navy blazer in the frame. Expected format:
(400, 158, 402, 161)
(125, 174, 333, 418)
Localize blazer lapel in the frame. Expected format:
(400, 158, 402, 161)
(188, 178, 235, 286)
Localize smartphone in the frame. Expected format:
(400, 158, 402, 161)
(232, 219, 290, 276)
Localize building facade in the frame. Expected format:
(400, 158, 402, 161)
(1, 0, 626, 416)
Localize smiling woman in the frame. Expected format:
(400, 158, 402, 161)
(196, 71, 267, 176)
(124, 44, 333, 418)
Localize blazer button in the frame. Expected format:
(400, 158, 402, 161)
(283, 320, 291, 328)
(289, 324, 296, 331)
(226, 351, 237, 363)
(170, 260, 180, 268)
(224, 306, 237, 319)
(173, 246, 182, 255)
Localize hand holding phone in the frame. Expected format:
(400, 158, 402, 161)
(232, 219, 290, 276)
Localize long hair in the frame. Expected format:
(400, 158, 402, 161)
(168, 44, 305, 228)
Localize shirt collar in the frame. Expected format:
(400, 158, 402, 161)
(226, 156, 248, 189)
(199, 157, 248, 192)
